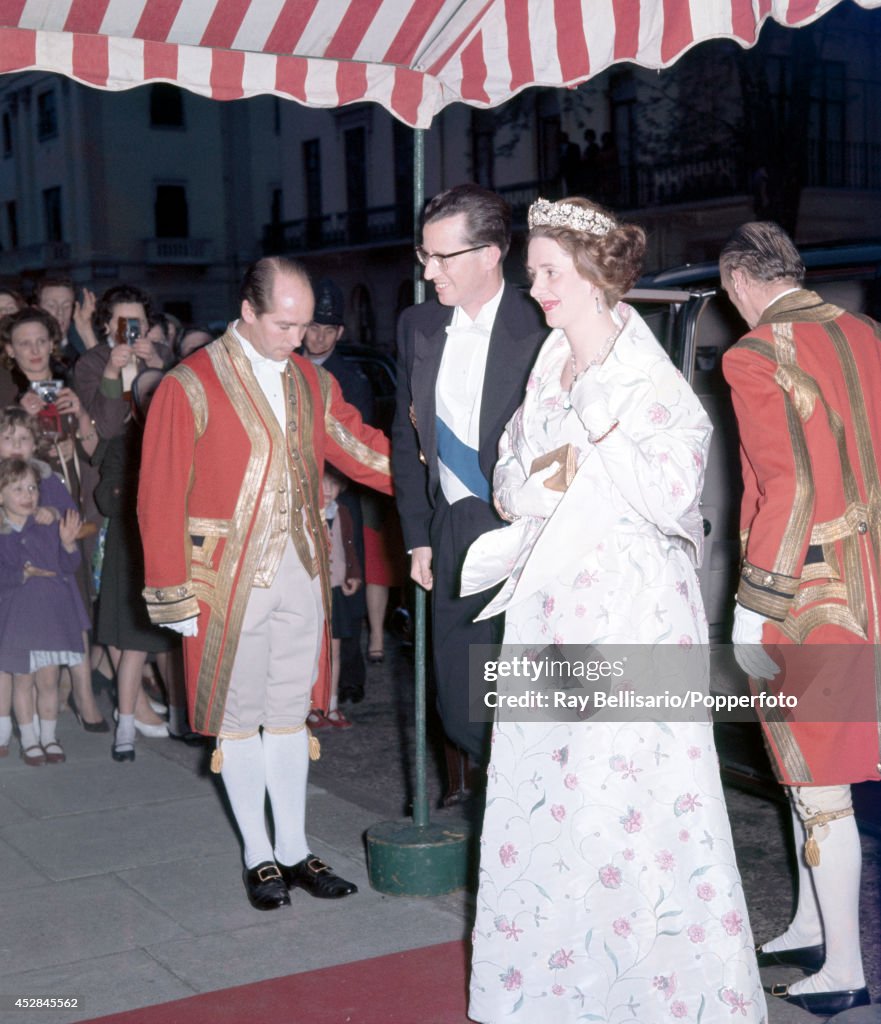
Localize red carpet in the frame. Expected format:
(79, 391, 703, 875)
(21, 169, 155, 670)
(82, 940, 470, 1024)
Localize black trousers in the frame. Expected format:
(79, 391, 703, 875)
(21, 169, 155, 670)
(428, 495, 504, 763)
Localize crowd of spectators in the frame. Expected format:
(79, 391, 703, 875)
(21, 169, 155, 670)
(0, 277, 218, 764)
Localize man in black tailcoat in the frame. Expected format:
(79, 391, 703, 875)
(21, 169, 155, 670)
(392, 184, 545, 797)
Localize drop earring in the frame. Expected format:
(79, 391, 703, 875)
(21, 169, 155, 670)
(595, 294, 603, 315)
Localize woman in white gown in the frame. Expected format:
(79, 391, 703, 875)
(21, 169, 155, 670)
(465, 198, 766, 1024)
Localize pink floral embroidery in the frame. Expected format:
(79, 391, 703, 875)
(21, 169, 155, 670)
(610, 756, 642, 781)
(687, 924, 706, 943)
(622, 848, 635, 861)
(721, 909, 743, 936)
(693, 450, 704, 469)
(687, 746, 702, 760)
(500, 967, 522, 991)
(721, 989, 751, 1015)
(548, 948, 574, 970)
(655, 849, 675, 871)
(653, 973, 677, 1000)
(599, 864, 622, 888)
(552, 984, 566, 996)
(574, 569, 599, 588)
(564, 773, 579, 790)
(494, 916, 523, 941)
(499, 843, 518, 867)
(671, 1000, 688, 1018)
(648, 403, 671, 425)
(552, 746, 569, 767)
(678, 634, 693, 648)
(553, 633, 565, 645)
(674, 793, 701, 815)
(542, 595, 555, 617)
(620, 806, 643, 833)
(613, 918, 631, 937)
(675, 580, 689, 597)
(671, 480, 685, 498)
(575, 604, 586, 617)
(551, 804, 566, 822)
(678, 829, 690, 842)
(696, 882, 716, 901)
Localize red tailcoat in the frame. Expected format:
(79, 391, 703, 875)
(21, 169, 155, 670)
(138, 332, 392, 735)
(723, 289, 881, 785)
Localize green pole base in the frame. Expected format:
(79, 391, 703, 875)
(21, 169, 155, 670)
(366, 819, 471, 896)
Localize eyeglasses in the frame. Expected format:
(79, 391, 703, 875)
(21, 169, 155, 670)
(414, 245, 488, 272)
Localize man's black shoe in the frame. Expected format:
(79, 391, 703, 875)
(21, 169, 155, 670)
(756, 942, 825, 972)
(769, 984, 870, 1015)
(279, 855, 358, 898)
(244, 861, 291, 910)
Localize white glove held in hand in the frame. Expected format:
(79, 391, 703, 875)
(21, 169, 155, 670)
(162, 617, 199, 638)
(732, 603, 779, 680)
(505, 463, 565, 520)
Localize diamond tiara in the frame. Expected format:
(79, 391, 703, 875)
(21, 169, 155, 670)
(527, 198, 616, 236)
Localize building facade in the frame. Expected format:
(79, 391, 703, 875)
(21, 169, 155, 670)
(0, 3, 879, 347)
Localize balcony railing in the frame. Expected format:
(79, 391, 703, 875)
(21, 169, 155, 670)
(0, 240, 70, 273)
(262, 203, 414, 255)
(263, 141, 880, 256)
(143, 238, 214, 265)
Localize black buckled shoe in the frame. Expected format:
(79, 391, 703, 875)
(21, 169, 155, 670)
(279, 855, 358, 899)
(244, 861, 291, 911)
(769, 984, 870, 1016)
(756, 942, 826, 972)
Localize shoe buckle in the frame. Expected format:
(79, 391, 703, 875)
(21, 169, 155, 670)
(306, 857, 329, 874)
(257, 864, 282, 883)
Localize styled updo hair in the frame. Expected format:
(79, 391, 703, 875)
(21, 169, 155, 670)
(528, 197, 646, 306)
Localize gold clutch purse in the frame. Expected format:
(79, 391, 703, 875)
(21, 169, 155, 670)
(529, 443, 577, 492)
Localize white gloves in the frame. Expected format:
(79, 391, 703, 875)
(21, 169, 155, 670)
(504, 462, 565, 520)
(732, 603, 779, 680)
(162, 617, 199, 638)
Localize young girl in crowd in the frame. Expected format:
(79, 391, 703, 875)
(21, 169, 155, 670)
(0, 408, 105, 749)
(307, 467, 361, 730)
(0, 458, 88, 765)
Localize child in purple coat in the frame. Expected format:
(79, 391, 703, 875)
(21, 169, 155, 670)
(0, 458, 87, 764)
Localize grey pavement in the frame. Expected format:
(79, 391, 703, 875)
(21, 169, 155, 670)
(0, 635, 877, 1024)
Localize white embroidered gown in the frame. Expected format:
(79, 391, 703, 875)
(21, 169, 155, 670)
(464, 308, 767, 1024)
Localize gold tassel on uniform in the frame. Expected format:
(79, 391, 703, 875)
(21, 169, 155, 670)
(802, 807, 853, 866)
(309, 729, 321, 760)
(210, 738, 223, 774)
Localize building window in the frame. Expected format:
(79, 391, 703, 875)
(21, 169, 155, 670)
(393, 120, 414, 236)
(345, 127, 367, 243)
(2, 112, 12, 158)
(6, 201, 18, 248)
(303, 139, 322, 247)
(154, 184, 189, 237)
(43, 187, 63, 242)
(150, 84, 184, 128)
(37, 90, 58, 141)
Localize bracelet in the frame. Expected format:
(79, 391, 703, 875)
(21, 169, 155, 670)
(76, 418, 97, 443)
(589, 419, 620, 445)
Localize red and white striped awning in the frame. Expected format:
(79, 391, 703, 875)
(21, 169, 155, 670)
(1, 0, 879, 128)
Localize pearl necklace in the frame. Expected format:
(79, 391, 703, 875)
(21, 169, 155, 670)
(563, 323, 623, 409)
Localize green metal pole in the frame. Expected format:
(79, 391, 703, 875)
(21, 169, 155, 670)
(365, 128, 469, 896)
(412, 129, 429, 829)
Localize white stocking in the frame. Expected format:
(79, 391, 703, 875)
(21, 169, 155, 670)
(219, 733, 273, 870)
(263, 728, 310, 867)
(786, 786, 865, 996)
(760, 798, 823, 952)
